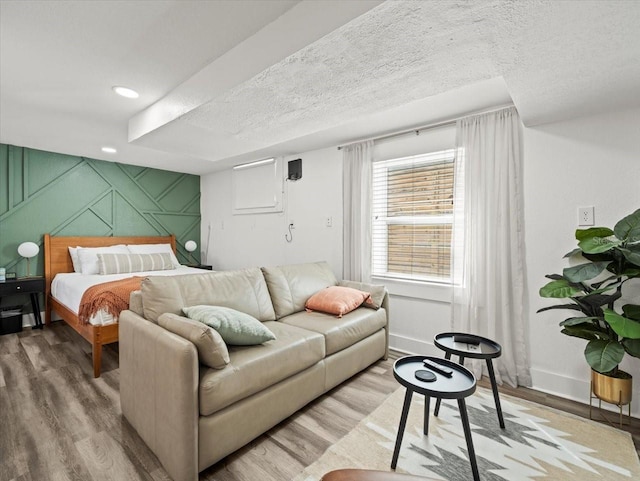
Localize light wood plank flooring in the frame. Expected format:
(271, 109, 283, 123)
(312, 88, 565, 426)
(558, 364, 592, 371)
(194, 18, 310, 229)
(1, 322, 638, 481)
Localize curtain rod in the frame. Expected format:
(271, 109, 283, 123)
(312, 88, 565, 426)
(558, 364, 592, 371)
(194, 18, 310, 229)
(336, 103, 514, 151)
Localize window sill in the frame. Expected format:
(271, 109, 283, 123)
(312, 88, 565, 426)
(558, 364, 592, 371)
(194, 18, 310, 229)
(371, 276, 451, 302)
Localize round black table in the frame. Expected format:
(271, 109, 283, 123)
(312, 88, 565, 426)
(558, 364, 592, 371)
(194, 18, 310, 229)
(434, 332, 505, 428)
(391, 355, 479, 481)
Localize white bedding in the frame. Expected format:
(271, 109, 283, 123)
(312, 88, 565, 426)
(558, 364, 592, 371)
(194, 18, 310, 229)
(51, 266, 208, 326)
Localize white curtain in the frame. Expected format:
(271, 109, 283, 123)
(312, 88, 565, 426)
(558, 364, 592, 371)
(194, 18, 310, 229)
(343, 140, 374, 282)
(451, 107, 531, 387)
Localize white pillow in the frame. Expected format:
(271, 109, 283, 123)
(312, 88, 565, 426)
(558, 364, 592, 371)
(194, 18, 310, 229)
(68, 247, 82, 272)
(127, 243, 180, 268)
(77, 245, 129, 275)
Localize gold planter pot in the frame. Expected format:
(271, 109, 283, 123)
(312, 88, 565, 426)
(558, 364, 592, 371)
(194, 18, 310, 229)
(590, 369, 632, 427)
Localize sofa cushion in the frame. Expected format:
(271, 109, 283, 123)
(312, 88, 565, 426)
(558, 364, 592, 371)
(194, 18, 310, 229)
(305, 286, 370, 318)
(158, 313, 230, 369)
(281, 307, 387, 356)
(182, 305, 276, 345)
(261, 261, 338, 319)
(141, 268, 276, 323)
(199, 321, 325, 416)
(339, 280, 387, 310)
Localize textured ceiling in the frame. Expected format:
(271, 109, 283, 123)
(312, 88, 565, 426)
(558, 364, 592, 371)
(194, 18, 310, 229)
(1, 0, 639, 174)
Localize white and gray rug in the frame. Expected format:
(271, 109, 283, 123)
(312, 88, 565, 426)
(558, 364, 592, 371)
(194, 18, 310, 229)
(294, 387, 640, 480)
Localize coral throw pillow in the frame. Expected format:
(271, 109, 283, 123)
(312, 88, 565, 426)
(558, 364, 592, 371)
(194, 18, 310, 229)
(305, 286, 371, 318)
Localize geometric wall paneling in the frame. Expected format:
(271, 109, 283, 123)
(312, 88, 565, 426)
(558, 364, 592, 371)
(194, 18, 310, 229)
(135, 168, 183, 200)
(0, 144, 201, 280)
(157, 175, 200, 212)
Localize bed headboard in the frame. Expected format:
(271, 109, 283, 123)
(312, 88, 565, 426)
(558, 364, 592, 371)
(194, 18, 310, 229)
(43, 234, 176, 308)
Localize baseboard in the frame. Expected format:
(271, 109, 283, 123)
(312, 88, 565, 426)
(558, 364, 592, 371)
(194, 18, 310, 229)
(388, 333, 441, 357)
(530, 367, 639, 418)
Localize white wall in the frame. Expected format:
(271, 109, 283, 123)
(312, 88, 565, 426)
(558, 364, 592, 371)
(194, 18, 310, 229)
(200, 147, 343, 274)
(200, 106, 640, 416)
(523, 106, 640, 416)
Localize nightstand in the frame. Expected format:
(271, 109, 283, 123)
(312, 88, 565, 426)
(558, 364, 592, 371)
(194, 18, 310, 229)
(188, 264, 213, 270)
(0, 277, 45, 329)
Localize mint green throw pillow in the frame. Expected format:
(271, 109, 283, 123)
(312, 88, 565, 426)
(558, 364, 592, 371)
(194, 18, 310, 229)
(182, 305, 276, 345)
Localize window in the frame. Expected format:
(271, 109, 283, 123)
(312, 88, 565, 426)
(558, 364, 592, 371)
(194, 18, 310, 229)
(372, 149, 455, 283)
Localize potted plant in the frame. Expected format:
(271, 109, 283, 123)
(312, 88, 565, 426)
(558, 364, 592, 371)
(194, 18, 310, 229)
(538, 208, 640, 406)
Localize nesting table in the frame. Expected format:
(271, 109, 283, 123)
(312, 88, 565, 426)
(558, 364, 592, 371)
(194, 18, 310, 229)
(391, 355, 480, 481)
(433, 332, 505, 428)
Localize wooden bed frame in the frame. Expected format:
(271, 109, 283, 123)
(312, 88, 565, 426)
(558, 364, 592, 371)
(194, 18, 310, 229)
(44, 234, 176, 378)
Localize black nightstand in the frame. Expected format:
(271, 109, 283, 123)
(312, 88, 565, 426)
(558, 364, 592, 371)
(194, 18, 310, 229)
(0, 277, 45, 329)
(187, 264, 213, 270)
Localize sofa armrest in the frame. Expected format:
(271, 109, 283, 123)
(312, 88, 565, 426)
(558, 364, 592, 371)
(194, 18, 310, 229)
(119, 310, 199, 481)
(340, 280, 390, 359)
(128, 290, 144, 316)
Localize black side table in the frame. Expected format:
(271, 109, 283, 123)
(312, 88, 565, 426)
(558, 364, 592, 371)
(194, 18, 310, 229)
(187, 264, 213, 270)
(434, 332, 504, 428)
(392, 355, 479, 481)
(0, 277, 45, 329)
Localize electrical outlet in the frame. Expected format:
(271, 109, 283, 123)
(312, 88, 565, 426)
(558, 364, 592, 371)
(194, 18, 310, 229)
(325, 216, 332, 227)
(289, 221, 295, 229)
(578, 206, 595, 226)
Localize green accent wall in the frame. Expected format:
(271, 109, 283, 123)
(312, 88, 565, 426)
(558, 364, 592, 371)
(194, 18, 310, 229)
(0, 144, 201, 284)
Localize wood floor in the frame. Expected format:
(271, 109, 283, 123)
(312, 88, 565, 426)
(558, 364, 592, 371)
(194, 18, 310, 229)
(1, 322, 638, 481)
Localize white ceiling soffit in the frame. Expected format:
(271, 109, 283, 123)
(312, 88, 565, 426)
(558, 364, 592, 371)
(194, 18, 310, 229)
(2, 1, 639, 175)
(132, 0, 640, 170)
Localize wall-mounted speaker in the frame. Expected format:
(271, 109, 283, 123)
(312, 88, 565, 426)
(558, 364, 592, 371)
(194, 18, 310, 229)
(287, 158, 302, 181)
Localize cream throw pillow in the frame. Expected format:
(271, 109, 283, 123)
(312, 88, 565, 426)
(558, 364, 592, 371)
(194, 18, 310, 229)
(97, 252, 175, 275)
(158, 313, 229, 369)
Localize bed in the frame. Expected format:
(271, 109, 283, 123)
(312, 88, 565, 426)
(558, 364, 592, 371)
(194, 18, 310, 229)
(44, 234, 206, 377)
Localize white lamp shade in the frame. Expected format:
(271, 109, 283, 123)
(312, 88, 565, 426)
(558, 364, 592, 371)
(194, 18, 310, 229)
(18, 241, 39, 258)
(184, 240, 197, 253)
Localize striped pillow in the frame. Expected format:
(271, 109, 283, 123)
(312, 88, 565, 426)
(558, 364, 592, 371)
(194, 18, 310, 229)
(97, 253, 176, 275)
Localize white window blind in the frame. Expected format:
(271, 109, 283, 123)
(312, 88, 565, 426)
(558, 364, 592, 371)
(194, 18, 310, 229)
(372, 149, 455, 283)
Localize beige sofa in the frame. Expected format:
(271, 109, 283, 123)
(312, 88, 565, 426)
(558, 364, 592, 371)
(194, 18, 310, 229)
(119, 261, 389, 481)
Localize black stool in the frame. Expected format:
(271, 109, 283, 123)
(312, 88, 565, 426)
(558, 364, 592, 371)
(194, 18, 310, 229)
(391, 355, 480, 481)
(433, 332, 505, 429)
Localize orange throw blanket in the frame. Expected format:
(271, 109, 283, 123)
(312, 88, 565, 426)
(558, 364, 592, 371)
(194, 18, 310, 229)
(78, 276, 143, 325)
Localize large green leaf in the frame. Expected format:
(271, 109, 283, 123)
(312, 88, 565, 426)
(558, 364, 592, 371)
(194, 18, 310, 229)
(562, 262, 608, 283)
(540, 279, 583, 298)
(604, 308, 640, 339)
(619, 247, 640, 267)
(559, 316, 600, 327)
(580, 291, 621, 308)
(614, 208, 640, 242)
(591, 275, 619, 289)
(579, 237, 621, 254)
(622, 304, 640, 321)
(537, 303, 583, 314)
(561, 326, 601, 341)
(575, 227, 614, 241)
(545, 274, 564, 281)
(622, 338, 640, 358)
(584, 340, 625, 373)
(564, 248, 582, 258)
(583, 252, 614, 263)
(621, 267, 640, 278)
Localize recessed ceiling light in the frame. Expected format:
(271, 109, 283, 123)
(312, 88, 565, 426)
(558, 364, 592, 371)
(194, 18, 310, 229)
(101, 147, 117, 154)
(112, 86, 139, 99)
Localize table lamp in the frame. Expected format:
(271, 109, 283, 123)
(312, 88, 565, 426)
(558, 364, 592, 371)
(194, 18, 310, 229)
(185, 240, 197, 265)
(18, 241, 39, 277)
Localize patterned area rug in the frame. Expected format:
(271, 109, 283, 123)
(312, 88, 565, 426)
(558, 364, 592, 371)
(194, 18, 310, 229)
(293, 387, 640, 480)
